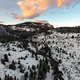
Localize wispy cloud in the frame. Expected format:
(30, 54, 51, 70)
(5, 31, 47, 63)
(0, 21, 5, 24)
(13, 0, 79, 20)
(34, 19, 48, 23)
(78, 21, 80, 23)
(50, 11, 55, 14)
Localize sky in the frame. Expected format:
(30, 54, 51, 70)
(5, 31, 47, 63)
(0, 0, 80, 27)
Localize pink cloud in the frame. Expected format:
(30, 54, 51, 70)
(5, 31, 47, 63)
(34, 19, 48, 23)
(14, 0, 79, 20)
(10, 12, 23, 20)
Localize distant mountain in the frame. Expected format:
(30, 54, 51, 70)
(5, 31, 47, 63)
(0, 22, 54, 42)
(11, 22, 54, 31)
(55, 26, 80, 33)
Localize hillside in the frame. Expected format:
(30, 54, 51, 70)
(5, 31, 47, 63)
(0, 22, 53, 42)
(0, 22, 80, 80)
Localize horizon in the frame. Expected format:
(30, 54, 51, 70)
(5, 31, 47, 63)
(0, 0, 80, 28)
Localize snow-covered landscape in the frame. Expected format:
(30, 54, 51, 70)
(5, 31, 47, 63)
(0, 23, 80, 80)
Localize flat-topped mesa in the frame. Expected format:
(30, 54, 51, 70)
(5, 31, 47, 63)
(16, 22, 54, 29)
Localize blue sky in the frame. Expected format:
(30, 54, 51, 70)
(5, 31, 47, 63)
(0, 0, 80, 27)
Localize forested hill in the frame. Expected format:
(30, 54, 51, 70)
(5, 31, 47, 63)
(0, 22, 54, 42)
(55, 26, 80, 33)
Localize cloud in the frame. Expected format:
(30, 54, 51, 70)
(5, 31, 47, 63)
(0, 21, 5, 24)
(34, 19, 48, 23)
(15, 0, 79, 20)
(50, 11, 55, 14)
(78, 21, 80, 23)
(16, 0, 49, 20)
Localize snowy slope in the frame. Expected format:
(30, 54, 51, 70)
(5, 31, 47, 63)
(32, 30, 80, 80)
(0, 29, 80, 80)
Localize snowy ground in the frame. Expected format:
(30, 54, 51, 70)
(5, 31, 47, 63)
(33, 30, 80, 80)
(0, 41, 42, 80)
(0, 30, 80, 80)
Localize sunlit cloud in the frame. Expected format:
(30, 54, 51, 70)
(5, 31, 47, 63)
(34, 19, 48, 23)
(14, 0, 79, 20)
(57, 0, 65, 7)
(16, 0, 49, 20)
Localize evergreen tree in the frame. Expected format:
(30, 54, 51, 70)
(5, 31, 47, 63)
(32, 65, 35, 70)
(9, 60, 16, 70)
(31, 52, 34, 58)
(0, 77, 1, 80)
(38, 69, 46, 80)
(33, 71, 37, 78)
(14, 76, 16, 80)
(1, 58, 5, 65)
(8, 53, 11, 56)
(18, 60, 20, 64)
(9, 76, 13, 80)
(4, 54, 8, 62)
(20, 67, 24, 73)
(24, 72, 28, 80)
